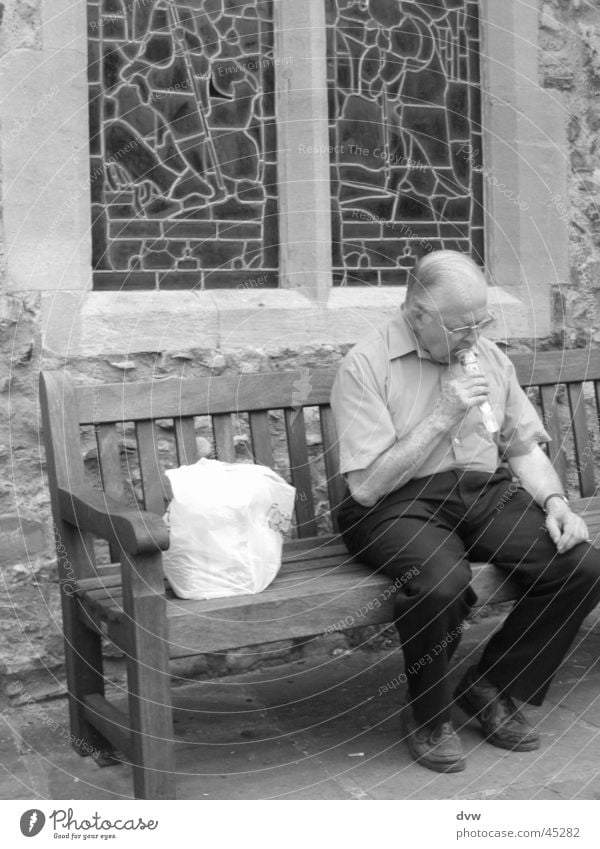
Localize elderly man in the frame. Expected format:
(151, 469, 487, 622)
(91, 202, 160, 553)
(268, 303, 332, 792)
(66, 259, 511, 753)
(331, 250, 600, 773)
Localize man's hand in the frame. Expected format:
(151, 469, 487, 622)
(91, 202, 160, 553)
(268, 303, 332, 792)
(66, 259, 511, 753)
(437, 371, 491, 428)
(545, 498, 590, 554)
(346, 371, 489, 506)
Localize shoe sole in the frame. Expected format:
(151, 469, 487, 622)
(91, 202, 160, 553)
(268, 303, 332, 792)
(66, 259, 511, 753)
(408, 742, 467, 773)
(455, 693, 540, 752)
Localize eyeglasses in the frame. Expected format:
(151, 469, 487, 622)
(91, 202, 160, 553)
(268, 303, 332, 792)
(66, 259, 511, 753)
(426, 310, 496, 336)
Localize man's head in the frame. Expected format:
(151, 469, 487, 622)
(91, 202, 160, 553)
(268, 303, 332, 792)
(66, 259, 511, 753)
(404, 250, 492, 363)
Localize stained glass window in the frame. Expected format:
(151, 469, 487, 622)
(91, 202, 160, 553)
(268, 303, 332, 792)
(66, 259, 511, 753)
(87, 0, 279, 290)
(326, 0, 484, 286)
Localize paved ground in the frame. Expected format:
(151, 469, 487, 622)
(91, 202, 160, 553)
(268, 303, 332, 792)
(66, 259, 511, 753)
(2, 614, 600, 801)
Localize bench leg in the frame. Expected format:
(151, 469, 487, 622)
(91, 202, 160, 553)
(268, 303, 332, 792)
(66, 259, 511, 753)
(61, 589, 119, 763)
(122, 551, 175, 799)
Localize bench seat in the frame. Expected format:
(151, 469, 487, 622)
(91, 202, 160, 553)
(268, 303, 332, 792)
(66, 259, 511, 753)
(75, 541, 516, 658)
(75, 493, 600, 657)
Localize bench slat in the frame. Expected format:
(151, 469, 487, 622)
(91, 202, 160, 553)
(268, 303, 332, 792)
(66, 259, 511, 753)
(282, 534, 341, 554)
(594, 379, 600, 427)
(320, 405, 346, 532)
(96, 424, 124, 499)
(174, 416, 198, 466)
(78, 556, 365, 604)
(539, 384, 568, 489)
(74, 356, 600, 425)
(84, 568, 387, 616)
(75, 539, 349, 594)
(136, 421, 167, 516)
(249, 410, 275, 468)
(75, 371, 338, 425)
(96, 423, 125, 561)
(567, 382, 596, 496)
(212, 413, 235, 463)
(284, 408, 317, 537)
(511, 350, 600, 386)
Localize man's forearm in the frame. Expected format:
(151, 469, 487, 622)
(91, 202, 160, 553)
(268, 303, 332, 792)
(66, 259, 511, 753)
(507, 444, 566, 508)
(347, 410, 451, 506)
(345, 370, 491, 507)
(509, 444, 590, 552)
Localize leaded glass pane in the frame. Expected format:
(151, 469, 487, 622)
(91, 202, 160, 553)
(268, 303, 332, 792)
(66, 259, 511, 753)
(326, 0, 484, 287)
(87, 0, 278, 290)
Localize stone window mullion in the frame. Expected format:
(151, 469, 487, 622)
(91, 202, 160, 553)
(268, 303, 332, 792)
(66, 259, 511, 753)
(273, 0, 333, 300)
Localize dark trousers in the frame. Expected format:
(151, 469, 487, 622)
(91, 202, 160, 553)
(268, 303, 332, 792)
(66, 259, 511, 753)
(338, 467, 600, 728)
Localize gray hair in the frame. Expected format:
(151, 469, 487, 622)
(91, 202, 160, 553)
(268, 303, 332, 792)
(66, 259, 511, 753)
(407, 250, 484, 305)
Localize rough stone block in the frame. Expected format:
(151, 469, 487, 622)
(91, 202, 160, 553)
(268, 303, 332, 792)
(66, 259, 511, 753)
(0, 514, 46, 566)
(541, 4, 563, 34)
(544, 71, 575, 89)
(170, 655, 211, 684)
(294, 633, 350, 661)
(225, 640, 297, 673)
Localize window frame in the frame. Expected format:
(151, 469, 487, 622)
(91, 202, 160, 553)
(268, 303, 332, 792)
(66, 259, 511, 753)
(0, 0, 566, 358)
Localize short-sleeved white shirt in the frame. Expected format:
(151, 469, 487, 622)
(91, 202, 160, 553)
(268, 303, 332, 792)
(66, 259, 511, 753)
(331, 308, 550, 477)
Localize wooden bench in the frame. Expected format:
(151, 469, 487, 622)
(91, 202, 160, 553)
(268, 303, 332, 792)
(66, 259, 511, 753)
(39, 349, 600, 799)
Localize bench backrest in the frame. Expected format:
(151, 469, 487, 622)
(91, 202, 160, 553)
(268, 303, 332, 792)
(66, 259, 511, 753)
(40, 349, 600, 543)
(42, 368, 344, 539)
(509, 350, 600, 497)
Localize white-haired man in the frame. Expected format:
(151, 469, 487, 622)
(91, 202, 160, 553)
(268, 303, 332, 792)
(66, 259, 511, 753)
(331, 250, 600, 772)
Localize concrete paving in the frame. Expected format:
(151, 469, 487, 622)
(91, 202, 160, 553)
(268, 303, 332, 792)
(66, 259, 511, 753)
(2, 615, 600, 800)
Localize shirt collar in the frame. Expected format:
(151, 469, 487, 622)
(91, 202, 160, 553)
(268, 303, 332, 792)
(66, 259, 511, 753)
(387, 306, 432, 361)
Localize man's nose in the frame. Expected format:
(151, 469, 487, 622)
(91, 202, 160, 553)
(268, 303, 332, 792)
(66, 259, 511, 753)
(461, 328, 478, 347)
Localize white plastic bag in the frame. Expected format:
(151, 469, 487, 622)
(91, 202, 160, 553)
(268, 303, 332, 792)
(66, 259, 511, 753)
(162, 459, 296, 600)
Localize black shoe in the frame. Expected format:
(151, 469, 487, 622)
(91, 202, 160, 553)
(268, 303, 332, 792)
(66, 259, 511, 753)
(402, 707, 466, 773)
(454, 666, 540, 752)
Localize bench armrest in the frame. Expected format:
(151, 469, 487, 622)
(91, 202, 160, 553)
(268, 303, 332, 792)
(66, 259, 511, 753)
(58, 485, 170, 555)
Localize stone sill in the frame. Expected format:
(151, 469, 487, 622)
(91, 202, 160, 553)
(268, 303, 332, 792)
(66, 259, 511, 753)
(41, 287, 533, 358)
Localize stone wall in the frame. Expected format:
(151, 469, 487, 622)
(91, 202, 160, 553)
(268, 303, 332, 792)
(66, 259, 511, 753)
(540, 0, 600, 346)
(1, 0, 49, 703)
(2, 0, 600, 703)
(0, 0, 41, 53)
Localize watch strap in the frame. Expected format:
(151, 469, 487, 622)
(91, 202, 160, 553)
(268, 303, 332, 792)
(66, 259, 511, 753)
(543, 492, 569, 512)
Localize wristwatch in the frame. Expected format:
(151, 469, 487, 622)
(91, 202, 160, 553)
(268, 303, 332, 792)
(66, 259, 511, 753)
(543, 492, 569, 512)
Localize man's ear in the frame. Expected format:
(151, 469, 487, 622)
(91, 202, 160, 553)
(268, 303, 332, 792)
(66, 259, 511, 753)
(407, 302, 427, 329)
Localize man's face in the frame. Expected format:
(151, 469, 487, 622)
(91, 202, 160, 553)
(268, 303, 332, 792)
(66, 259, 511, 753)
(408, 272, 490, 364)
